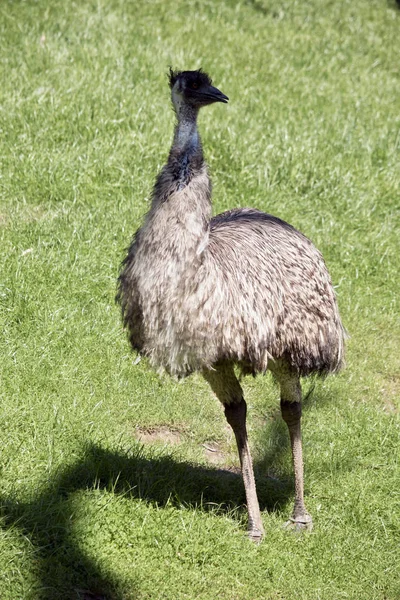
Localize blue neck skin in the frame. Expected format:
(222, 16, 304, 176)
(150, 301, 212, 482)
(170, 101, 203, 188)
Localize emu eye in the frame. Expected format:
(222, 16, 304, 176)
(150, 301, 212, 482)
(191, 82, 199, 90)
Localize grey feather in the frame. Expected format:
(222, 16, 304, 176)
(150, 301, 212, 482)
(117, 73, 345, 380)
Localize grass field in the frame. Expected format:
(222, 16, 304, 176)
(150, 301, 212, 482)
(1, 0, 399, 598)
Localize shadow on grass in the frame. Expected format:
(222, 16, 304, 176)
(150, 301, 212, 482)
(0, 381, 326, 599)
(0, 446, 290, 599)
(254, 379, 318, 476)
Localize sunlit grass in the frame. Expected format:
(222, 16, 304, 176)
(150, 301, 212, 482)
(0, 0, 399, 598)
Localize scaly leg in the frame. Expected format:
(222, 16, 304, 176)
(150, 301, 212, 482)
(276, 366, 312, 530)
(203, 363, 264, 541)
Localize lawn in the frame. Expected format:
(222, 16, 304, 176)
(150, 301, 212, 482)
(0, 0, 399, 598)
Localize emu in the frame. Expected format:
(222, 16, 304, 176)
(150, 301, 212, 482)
(118, 69, 345, 541)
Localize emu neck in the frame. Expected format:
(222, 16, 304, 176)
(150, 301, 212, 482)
(169, 104, 203, 175)
(140, 101, 211, 269)
(174, 119, 199, 154)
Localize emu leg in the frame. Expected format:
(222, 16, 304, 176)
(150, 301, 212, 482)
(279, 373, 313, 530)
(203, 364, 264, 541)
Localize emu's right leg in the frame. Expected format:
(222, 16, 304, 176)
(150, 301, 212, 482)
(203, 363, 264, 542)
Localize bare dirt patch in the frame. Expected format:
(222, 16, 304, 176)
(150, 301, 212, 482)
(202, 441, 226, 466)
(202, 440, 241, 474)
(134, 425, 183, 445)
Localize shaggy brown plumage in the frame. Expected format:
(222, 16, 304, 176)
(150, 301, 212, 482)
(117, 70, 346, 540)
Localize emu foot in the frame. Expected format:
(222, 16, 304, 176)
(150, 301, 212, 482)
(283, 513, 313, 532)
(247, 522, 264, 543)
(248, 527, 264, 543)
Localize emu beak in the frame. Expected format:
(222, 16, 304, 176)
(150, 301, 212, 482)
(205, 85, 229, 104)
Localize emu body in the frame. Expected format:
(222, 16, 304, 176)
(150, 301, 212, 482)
(118, 69, 345, 540)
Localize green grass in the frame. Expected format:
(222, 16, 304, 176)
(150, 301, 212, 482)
(0, 0, 399, 598)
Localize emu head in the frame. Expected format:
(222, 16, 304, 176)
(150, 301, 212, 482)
(169, 69, 228, 114)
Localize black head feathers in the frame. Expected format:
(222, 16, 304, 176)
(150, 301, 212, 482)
(168, 68, 213, 90)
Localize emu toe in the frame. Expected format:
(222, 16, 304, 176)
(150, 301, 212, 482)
(283, 513, 313, 532)
(248, 526, 264, 543)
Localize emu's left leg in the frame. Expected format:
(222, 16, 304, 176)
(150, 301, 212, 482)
(274, 365, 313, 530)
